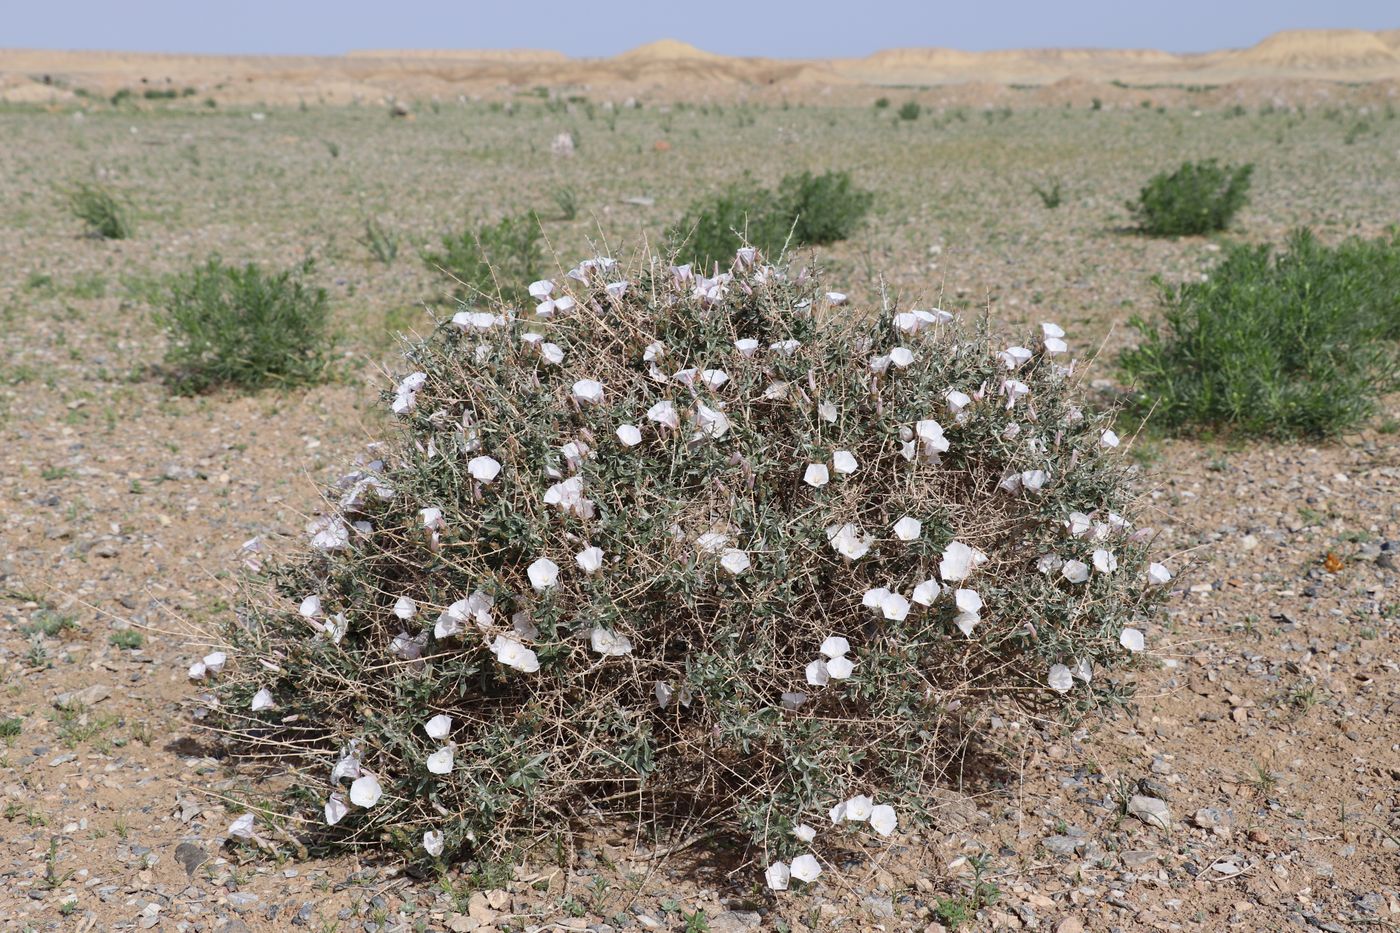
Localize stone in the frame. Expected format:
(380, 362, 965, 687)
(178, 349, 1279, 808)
(1192, 807, 1225, 829)
(1127, 795, 1172, 830)
(707, 912, 761, 932)
(174, 842, 207, 877)
(53, 684, 111, 709)
(1043, 834, 1082, 856)
(1055, 919, 1085, 933)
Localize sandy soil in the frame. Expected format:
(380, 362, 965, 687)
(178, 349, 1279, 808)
(0, 98, 1396, 932)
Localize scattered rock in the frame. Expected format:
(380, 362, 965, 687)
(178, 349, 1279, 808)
(174, 841, 207, 877)
(53, 684, 111, 708)
(1127, 795, 1172, 830)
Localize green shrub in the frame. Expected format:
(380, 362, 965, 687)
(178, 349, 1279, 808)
(359, 216, 399, 265)
(423, 214, 545, 305)
(551, 186, 579, 221)
(873, 97, 890, 110)
(1129, 159, 1253, 236)
(1032, 178, 1064, 210)
(897, 101, 921, 121)
(1122, 229, 1400, 437)
(669, 170, 873, 270)
(205, 248, 1170, 884)
(158, 258, 332, 394)
(65, 183, 134, 240)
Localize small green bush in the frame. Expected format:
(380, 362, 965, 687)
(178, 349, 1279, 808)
(423, 214, 545, 305)
(1032, 178, 1064, 210)
(206, 248, 1170, 884)
(1122, 229, 1400, 437)
(158, 258, 332, 394)
(359, 216, 399, 265)
(873, 97, 890, 110)
(65, 183, 134, 240)
(669, 170, 873, 270)
(1129, 159, 1253, 236)
(897, 101, 921, 121)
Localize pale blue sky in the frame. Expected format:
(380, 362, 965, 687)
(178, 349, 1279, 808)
(6, 0, 1396, 57)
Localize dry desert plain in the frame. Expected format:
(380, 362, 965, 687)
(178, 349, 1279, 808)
(0, 31, 1398, 933)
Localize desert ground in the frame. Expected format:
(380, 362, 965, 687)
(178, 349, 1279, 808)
(0, 39, 1398, 933)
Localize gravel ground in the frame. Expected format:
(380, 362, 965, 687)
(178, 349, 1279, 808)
(0, 98, 1396, 932)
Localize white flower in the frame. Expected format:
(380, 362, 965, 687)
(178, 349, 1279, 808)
(734, 338, 759, 356)
(1148, 562, 1172, 585)
(862, 587, 890, 609)
(1037, 554, 1064, 574)
(805, 659, 830, 687)
(309, 517, 350, 551)
(1044, 336, 1068, 355)
(1120, 628, 1146, 653)
(349, 774, 383, 808)
(1101, 429, 1121, 448)
(998, 346, 1033, 369)
(1041, 322, 1065, 340)
(831, 450, 858, 475)
(1093, 549, 1117, 573)
(844, 795, 873, 821)
(720, 548, 751, 575)
(915, 419, 950, 453)
(765, 860, 790, 891)
(331, 751, 362, 783)
(527, 557, 560, 591)
(392, 596, 417, 621)
(820, 635, 849, 659)
(701, 368, 729, 389)
(646, 400, 679, 430)
(251, 688, 275, 712)
(423, 830, 444, 857)
(827, 524, 873, 560)
(324, 793, 348, 826)
(616, 424, 643, 447)
(202, 651, 226, 675)
(818, 400, 837, 422)
(803, 463, 830, 488)
(643, 340, 667, 363)
(954, 612, 980, 637)
(794, 823, 817, 843)
(492, 636, 540, 672)
(426, 747, 454, 775)
(696, 531, 730, 553)
(452, 310, 503, 332)
(939, 540, 986, 582)
(420, 507, 445, 530)
(893, 516, 921, 541)
(880, 592, 910, 621)
(188, 660, 208, 680)
(890, 347, 915, 369)
(826, 655, 855, 679)
(1021, 469, 1049, 492)
(528, 279, 554, 299)
(605, 280, 628, 298)
(869, 804, 897, 837)
(693, 401, 731, 439)
(946, 388, 972, 414)
(954, 589, 983, 615)
(826, 291, 847, 305)
(576, 546, 604, 574)
(1065, 512, 1093, 537)
(544, 475, 594, 519)
(912, 578, 941, 606)
(425, 714, 452, 740)
(790, 854, 822, 883)
(571, 379, 605, 406)
(590, 627, 634, 657)
(391, 630, 427, 660)
(1072, 658, 1093, 683)
(299, 595, 322, 618)
(228, 813, 255, 838)
(468, 456, 502, 483)
(1062, 560, 1091, 583)
(1047, 664, 1073, 694)
(1001, 378, 1030, 409)
(654, 681, 674, 709)
(540, 342, 565, 365)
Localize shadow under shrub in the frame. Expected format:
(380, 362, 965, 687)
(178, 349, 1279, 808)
(158, 258, 331, 394)
(1129, 159, 1253, 236)
(203, 249, 1169, 885)
(1121, 229, 1400, 438)
(669, 170, 872, 270)
(423, 214, 544, 306)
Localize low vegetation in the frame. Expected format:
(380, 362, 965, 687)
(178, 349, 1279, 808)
(64, 182, 134, 239)
(669, 170, 873, 269)
(157, 258, 332, 394)
(1129, 159, 1253, 236)
(1122, 228, 1400, 437)
(422, 214, 545, 305)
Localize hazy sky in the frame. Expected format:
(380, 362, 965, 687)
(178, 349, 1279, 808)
(6, 0, 1396, 57)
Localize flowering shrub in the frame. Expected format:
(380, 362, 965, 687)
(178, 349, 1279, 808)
(202, 250, 1170, 888)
